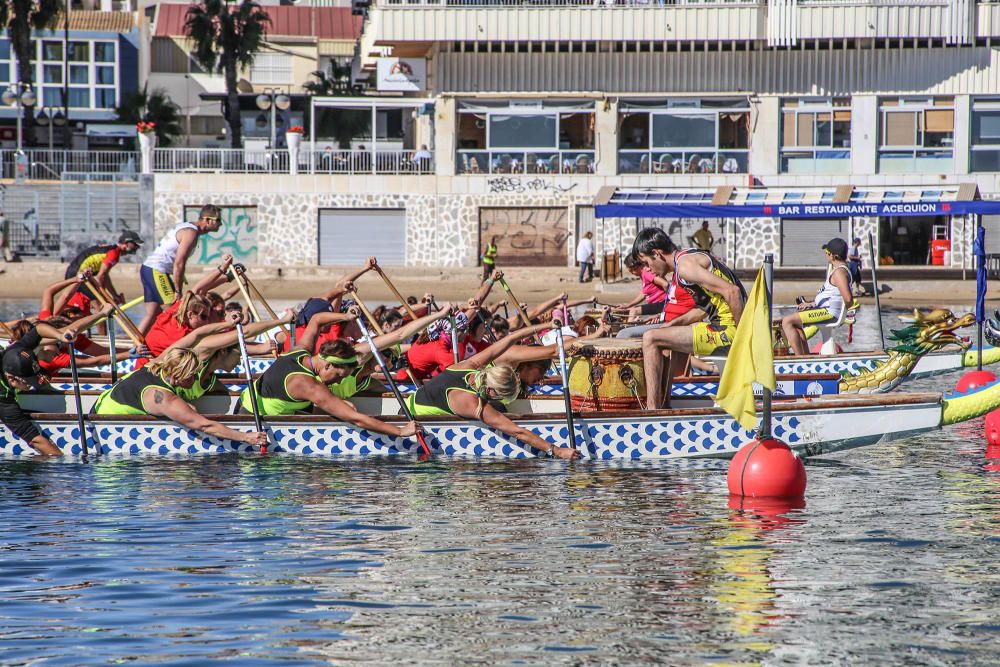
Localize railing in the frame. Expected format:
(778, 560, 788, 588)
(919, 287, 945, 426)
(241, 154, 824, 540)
(0, 150, 139, 180)
(617, 149, 748, 174)
(153, 148, 435, 175)
(457, 150, 596, 174)
(380, 0, 759, 6)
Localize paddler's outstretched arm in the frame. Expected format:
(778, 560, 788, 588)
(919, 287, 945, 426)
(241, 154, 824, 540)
(355, 304, 453, 356)
(496, 321, 611, 366)
(44, 274, 86, 316)
(455, 322, 549, 371)
(447, 390, 577, 460)
(286, 374, 418, 438)
(143, 386, 267, 447)
(169, 312, 294, 362)
(297, 309, 359, 353)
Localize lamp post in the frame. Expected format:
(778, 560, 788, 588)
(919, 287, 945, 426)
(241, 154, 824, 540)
(2, 83, 37, 153)
(35, 106, 66, 153)
(254, 89, 291, 150)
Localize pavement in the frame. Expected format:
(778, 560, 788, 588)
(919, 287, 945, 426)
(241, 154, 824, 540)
(0, 260, 991, 310)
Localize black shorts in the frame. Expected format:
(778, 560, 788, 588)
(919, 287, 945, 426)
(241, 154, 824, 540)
(640, 302, 664, 316)
(0, 399, 40, 444)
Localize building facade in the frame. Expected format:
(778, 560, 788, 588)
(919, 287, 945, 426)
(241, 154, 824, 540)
(151, 0, 1000, 270)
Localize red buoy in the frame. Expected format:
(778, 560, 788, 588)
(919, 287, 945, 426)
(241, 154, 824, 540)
(727, 437, 807, 499)
(955, 370, 997, 394)
(986, 410, 1000, 447)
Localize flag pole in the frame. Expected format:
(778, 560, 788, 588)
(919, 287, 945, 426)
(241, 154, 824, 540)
(868, 232, 886, 351)
(760, 253, 774, 439)
(976, 220, 986, 371)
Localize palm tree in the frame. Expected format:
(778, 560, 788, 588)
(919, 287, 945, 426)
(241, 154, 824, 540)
(302, 61, 358, 97)
(0, 0, 62, 147)
(303, 61, 367, 150)
(185, 0, 270, 149)
(115, 86, 183, 147)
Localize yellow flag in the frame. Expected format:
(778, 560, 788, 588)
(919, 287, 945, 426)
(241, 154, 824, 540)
(716, 267, 776, 431)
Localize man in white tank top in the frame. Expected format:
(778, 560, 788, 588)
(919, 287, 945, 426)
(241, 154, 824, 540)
(137, 204, 222, 335)
(780, 237, 854, 355)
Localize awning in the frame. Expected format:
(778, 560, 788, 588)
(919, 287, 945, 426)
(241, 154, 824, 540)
(85, 123, 136, 138)
(594, 186, 1000, 219)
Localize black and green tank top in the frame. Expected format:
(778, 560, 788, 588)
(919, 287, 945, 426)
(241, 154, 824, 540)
(94, 368, 176, 415)
(675, 249, 747, 327)
(240, 349, 318, 416)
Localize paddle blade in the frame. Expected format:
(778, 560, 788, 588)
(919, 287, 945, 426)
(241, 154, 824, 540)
(416, 430, 431, 458)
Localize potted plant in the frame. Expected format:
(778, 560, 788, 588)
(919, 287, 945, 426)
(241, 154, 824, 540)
(285, 125, 304, 151)
(136, 121, 157, 150)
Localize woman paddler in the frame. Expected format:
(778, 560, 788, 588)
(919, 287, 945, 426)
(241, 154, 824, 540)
(93, 347, 268, 449)
(236, 309, 419, 440)
(406, 321, 586, 460)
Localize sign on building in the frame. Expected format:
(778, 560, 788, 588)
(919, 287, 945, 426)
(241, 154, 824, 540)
(376, 58, 427, 92)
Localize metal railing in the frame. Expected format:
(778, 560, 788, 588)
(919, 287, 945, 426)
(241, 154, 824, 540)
(617, 149, 748, 174)
(152, 148, 435, 175)
(0, 149, 139, 181)
(380, 0, 759, 6)
(457, 149, 595, 174)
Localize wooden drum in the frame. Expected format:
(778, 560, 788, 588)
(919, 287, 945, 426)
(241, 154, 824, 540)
(567, 338, 646, 411)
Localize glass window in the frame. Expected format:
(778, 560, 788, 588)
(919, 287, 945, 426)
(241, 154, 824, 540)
(68, 87, 89, 108)
(69, 65, 88, 84)
(878, 97, 953, 173)
(96, 66, 114, 85)
(68, 41, 89, 62)
(652, 113, 714, 148)
(250, 52, 292, 84)
(489, 114, 556, 148)
(970, 100, 1000, 172)
(95, 88, 116, 108)
(780, 98, 852, 174)
(43, 64, 62, 84)
(94, 42, 114, 63)
(41, 87, 61, 107)
(973, 109, 1000, 145)
(0, 63, 8, 84)
(0, 41, 10, 60)
(42, 41, 62, 61)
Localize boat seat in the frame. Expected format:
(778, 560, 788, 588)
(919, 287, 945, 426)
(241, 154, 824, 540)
(815, 299, 860, 355)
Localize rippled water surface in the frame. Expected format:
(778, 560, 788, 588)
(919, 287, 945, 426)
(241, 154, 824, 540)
(2, 300, 1000, 665)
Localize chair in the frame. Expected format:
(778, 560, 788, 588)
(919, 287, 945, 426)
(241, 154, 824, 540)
(687, 154, 701, 174)
(467, 156, 481, 174)
(575, 154, 592, 173)
(638, 154, 650, 173)
(814, 299, 860, 355)
(653, 153, 673, 173)
(549, 155, 561, 173)
(526, 153, 539, 173)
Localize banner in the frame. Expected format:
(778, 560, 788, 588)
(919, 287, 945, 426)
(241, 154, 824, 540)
(596, 200, 1000, 220)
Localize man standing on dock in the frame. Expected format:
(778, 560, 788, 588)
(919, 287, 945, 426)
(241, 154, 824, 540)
(137, 205, 222, 335)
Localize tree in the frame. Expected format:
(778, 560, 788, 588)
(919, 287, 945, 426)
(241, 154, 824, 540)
(185, 0, 270, 149)
(115, 86, 183, 147)
(303, 61, 368, 149)
(0, 0, 62, 147)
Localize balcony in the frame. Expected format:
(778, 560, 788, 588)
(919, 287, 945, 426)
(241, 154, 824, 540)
(368, 0, 765, 45)
(790, 0, 975, 44)
(0, 150, 139, 180)
(152, 148, 434, 175)
(457, 149, 595, 174)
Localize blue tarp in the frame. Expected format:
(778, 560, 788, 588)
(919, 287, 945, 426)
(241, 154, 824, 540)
(595, 200, 1000, 219)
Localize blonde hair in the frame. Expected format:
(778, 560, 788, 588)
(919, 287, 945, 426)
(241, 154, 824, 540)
(470, 365, 521, 418)
(174, 291, 209, 326)
(147, 347, 201, 385)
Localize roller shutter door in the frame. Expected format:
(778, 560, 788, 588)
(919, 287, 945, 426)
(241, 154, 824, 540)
(318, 209, 406, 266)
(780, 218, 848, 266)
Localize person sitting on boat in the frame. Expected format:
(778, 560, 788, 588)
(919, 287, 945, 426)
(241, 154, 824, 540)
(613, 252, 669, 322)
(237, 313, 419, 441)
(780, 237, 854, 356)
(34, 305, 135, 375)
(407, 321, 582, 460)
(94, 347, 268, 449)
(633, 228, 746, 409)
(0, 321, 79, 455)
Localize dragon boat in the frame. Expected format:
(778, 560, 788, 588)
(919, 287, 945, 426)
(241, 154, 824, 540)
(5, 377, 1000, 459)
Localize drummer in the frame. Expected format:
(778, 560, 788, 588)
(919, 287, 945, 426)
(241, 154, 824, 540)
(633, 228, 746, 409)
(406, 321, 580, 459)
(93, 347, 268, 449)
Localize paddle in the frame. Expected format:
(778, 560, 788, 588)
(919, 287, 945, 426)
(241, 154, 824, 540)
(241, 270, 295, 347)
(449, 314, 460, 364)
(349, 289, 423, 388)
(234, 320, 268, 454)
(551, 317, 578, 453)
(66, 338, 90, 461)
(356, 317, 431, 458)
(107, 316, 118, 384)
(867, 232, 886, 351)
(85, 277, 144, 347)
(229, 265, 278, 358)
(496, 277, 541, 343)
(372, 263, 419, 321)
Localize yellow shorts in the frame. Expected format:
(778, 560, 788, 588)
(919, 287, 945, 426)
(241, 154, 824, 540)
(799, 307, 837, 325)
(691, 322, 736, 357)
(140, 265, 177, 305)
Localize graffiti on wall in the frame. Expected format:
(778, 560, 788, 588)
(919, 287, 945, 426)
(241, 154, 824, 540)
(184, 205, 258, 264)
(479, 207, 569, 266)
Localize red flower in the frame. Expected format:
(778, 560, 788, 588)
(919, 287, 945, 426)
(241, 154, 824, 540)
(287, 125, 305, 134)
(136, 121, 156, 135)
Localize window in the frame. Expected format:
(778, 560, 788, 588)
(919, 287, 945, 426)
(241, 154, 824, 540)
(41, 41, 62, 61)
(94, 42, 114, 62)
(250, 52, 292, 84)
(69, 65, 88, 84)
(780, 98, 851, 174)
(68, 88, 89, 108)
(43, 64, 62, 84)
(95, 89, 116, 109)
(971, 98, 1000, 172)
(456, 100, 596, 174)
(879, 97, 954, 173)
(617, 99, 750, 174)
(96, 66, 114, 85)
(41, 88, 61, 107)
(67, 42, 89, 62)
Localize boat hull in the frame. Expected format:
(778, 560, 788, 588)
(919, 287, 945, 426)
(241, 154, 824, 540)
(4, 394, 944, 460)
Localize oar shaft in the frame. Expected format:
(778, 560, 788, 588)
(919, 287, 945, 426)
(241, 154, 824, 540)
(230, 267, 276, 358)
(867, 232, 886, 351)
(235, 321, 267, 453)
(351, 290, 423, 388)
(67, 341, 89, 460)
(553, 323, 576, 452)
(356, 318, 431, 457)
(373, 265, 418, 321)
(497, 278, 541, 343)
(85, 277, 144, 347)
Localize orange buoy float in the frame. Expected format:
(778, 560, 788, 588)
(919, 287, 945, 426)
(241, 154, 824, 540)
(727, 437, 807, 499)
(955, 370, 997, 394)
(985, 409, 1000, 447)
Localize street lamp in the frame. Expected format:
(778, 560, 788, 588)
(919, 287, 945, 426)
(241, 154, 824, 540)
(1, 83, 37, 153)
(35, 107, 66, 152)
(254, 89, 290, 149)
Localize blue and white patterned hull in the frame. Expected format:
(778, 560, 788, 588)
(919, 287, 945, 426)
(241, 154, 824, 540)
(3, 395, 943, 460)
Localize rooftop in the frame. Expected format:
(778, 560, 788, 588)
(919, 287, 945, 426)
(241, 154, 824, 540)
(154, 4, 362, 40)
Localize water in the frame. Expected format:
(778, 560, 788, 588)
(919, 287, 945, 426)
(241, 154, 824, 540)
(2, 299, 999, 664)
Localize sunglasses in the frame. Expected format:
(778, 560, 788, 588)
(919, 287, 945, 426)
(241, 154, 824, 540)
(202, 216, 220, 223)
